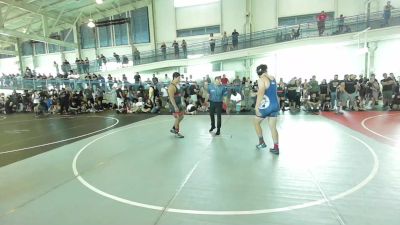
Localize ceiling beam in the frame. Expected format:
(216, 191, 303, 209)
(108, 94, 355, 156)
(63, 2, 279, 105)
(0, 27, 77, 49)
(0, 0, 74, 25)
(0, 35, 15, 44)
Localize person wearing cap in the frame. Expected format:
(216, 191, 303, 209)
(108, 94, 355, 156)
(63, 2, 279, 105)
(168, 72, 185, 138)
(254, 64, 280, 154)
(205, 76, 228, 135)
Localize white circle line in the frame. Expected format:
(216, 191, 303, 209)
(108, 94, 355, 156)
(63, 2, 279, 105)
(72, 123, 379, 215)
(0, 116, 119, 155)
(361, 113, 400, 142)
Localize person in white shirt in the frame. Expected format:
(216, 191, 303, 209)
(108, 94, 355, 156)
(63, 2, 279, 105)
(230, 89, 242, 113)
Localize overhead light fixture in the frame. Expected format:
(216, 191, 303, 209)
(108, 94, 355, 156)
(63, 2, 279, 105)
(96, 0, 104, 4)
(88, 19, 95, 28)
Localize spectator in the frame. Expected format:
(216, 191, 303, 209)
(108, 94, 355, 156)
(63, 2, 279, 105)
(151, 96, 162, 113)
(317, 11, 328, 36)
(84, 57, 90, 73)
(221, 74, 229, 85)
(134, 72, 141, 85)
(338, 14, 345, 33)
(392, 92, 400, 110)
(206, 74, 211, 84)
(291, 25, 301, 40)
(53, 61, 59, 74)
(383, 1, 395, 26)
(181, 40, 187, 58)
(100, 54, 107, 69)
(209, 33, 216, 54)
(277, 80, 286, 111)
(96, 55, 102, 70)
(287, 78, 297, 111)
(113, 52, 121, 64)
(122, 55, 129, 67)
(172, 40, 179, 58)
(163, 74, 170, 84)
(319, 79, 329, 110)
(232, 29, 239, 49)
(381, 73, 395, 109)
(133, 48, 141, 64)
(161, 42, 167, 60)
(308, 93, 320, 114)
(221, 31, 229, 52)
(152, 74, 158, 85)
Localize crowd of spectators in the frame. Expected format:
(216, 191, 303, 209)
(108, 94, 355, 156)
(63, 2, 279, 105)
(1, 70, 399, 117)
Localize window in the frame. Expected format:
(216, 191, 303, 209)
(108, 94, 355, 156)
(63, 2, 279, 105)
(34, 42, 46, 55)
(80, 24, 96, 49)
(174, 0, 219, 8)
(60, 29, 75, 51)
(22, 41, 33, 56)
(131, 7, 150, 44)
(98, 17, 112, 47)
(177, 25, 220, 37)
(278, 12, 335, 26)
(48, 33, 60, 53)
(113, 13, 129, 46)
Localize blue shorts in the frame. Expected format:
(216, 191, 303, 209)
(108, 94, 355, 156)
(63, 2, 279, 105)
(258, 107, 279, 118)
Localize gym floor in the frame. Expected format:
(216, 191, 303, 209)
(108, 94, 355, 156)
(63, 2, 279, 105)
(0, 111, 399, 225)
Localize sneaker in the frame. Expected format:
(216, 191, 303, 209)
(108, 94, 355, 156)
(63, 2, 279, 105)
(170, 128, 177, 134)
(209, 126, 215, 132)
(256, 143, 267, 150)
(270, 148, 280, 155)
(175, 133, 184, 138)
(215, 129, 220, 135)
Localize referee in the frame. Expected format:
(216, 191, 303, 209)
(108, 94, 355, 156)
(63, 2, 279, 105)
(205, 76, 228, 135)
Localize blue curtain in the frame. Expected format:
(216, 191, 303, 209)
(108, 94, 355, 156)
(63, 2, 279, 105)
(131, 7, 150, 44)
(114, 13, 129, 46)
(80, 25, 96, 49)
(98, 17, 112, 47)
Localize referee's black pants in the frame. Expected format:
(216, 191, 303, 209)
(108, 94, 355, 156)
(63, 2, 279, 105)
(209, 101, 222, 129)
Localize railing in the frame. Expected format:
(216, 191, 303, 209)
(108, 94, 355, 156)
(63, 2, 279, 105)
(2, 8, 400, 91)
(68, 8, 399, 72)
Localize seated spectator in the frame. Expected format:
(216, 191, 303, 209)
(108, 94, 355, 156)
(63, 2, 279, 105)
(142, 99, 153, 113)
(392, 92, 400, 111)
(307, 93, 320, 114)
(151, 96, 162, 113)
(230, 89, 242, 113)
(186, 100, 197, 115)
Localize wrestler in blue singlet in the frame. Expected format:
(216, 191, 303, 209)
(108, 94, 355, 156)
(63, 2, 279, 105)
(258, 78, 280, 118)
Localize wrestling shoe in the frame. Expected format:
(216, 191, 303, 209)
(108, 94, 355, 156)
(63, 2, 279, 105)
(256, 143, 267, 150)
(175, 133, 184, 138)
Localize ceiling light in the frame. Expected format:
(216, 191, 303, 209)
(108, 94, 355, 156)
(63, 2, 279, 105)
(96, 0, 104, 4)
(88, 19, 95, 28)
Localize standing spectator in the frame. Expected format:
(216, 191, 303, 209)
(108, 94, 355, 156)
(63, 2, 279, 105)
(172, 40, 179, 58)
(383, 1, 395, 26)
(206, 74, 212, 84)
(231, 29, 239, 49)
(221, 74, 229, 85)
(134, 72, 141, 85)
(221, 31, 229, 52)
(84, 57, 90, 73)
(53, 61, 59, 75)
(164, 74, 171, 84)
(209, 33, 216, 54)
(317, 11, 328, 36)
(319, 79, 329, 109)
(96, 55, 102, 70)
(100, 54, 107, 70)
(113, 52, 121, 64)
(107, 74, 113, 90)
(338, 14, 345, 33)
(181, 40, 187, 58)
(152, 74, 158, 85)
(133, 48, 141, 64)
(381, 73, 395, 109)
(122, 55, 129, 67)
(291, 25, 301, 39)
(161, 42, 167, 60)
